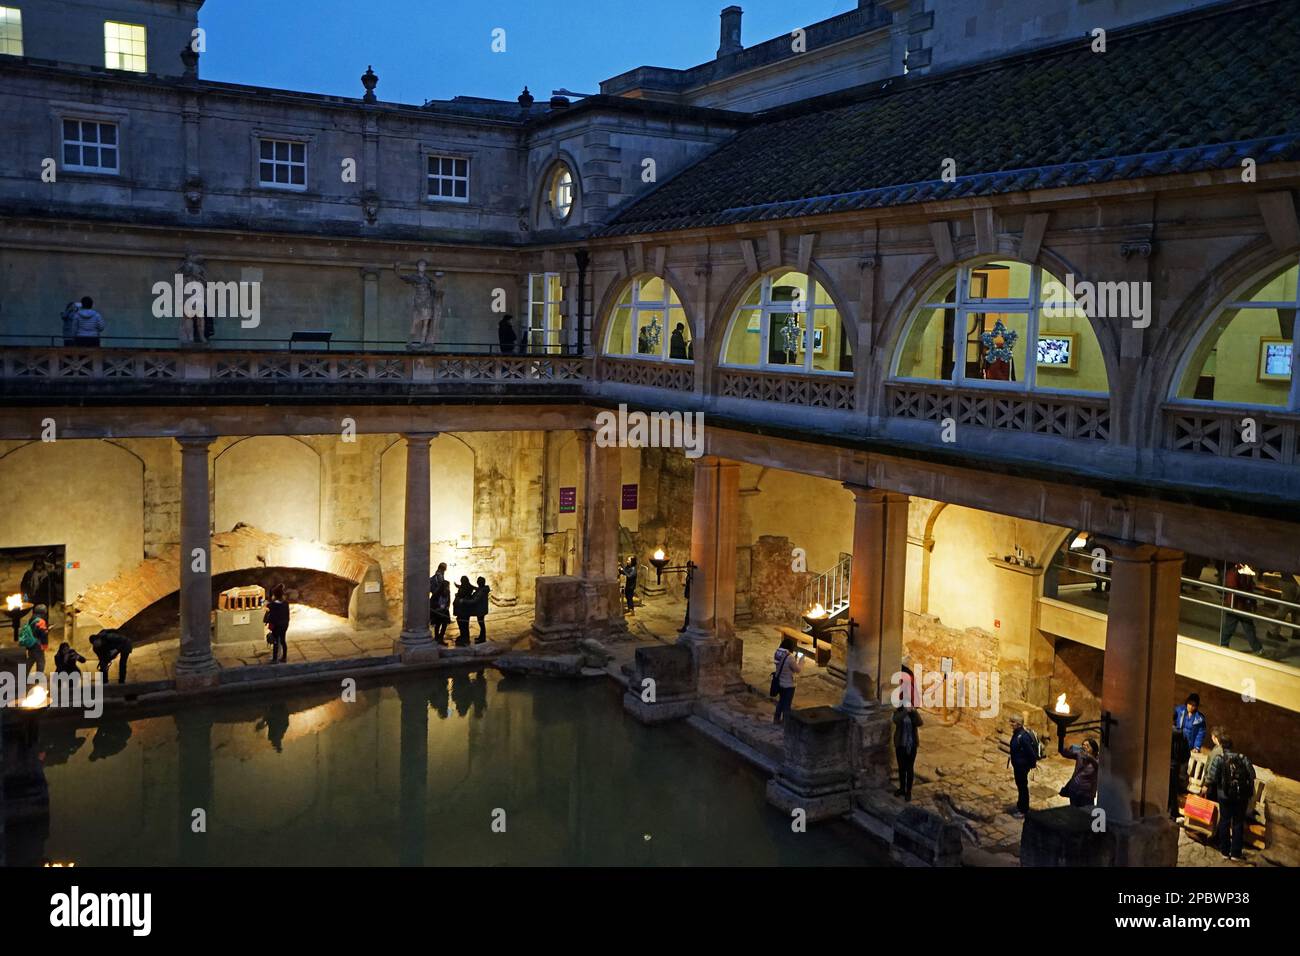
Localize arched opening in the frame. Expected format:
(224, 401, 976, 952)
(215, 436, 321, 540)
(1173, 257, 1297, 408)
(379, 436, 475, 547)
(893, 259, 1109, 394)
(720, 270, 852, 374)
(603, 274, 692, 362)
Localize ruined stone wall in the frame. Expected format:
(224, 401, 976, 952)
(903, 612, 1004, 739)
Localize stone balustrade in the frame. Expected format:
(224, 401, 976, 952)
(1164, 402, 1300, 465)
(886, 381, 1111, 443)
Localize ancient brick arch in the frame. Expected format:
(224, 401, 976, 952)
(76, 525, 382, 631)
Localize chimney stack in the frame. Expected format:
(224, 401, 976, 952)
(718, 5, 743, 58)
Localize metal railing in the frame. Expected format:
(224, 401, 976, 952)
(0, 333, 579, 355)
(803, 552, 852, 618)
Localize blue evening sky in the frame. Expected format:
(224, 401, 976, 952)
(199, 1, 855, 105)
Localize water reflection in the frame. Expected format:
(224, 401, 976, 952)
(17, 670, 882, 866)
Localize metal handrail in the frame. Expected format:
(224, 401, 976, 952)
(803, 553, 852, 616)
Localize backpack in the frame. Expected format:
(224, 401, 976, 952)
(18, 620, 37, 649)
(1013, 728, 1040, 768)
(1221, 753, 1252, 802)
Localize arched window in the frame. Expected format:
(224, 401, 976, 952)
(548, 164, 574, 222)
(893, 260, 1108, 395)
(1174, 258, 1297, 408)
(604, 276, 691, 362)
(720, 271, 852, 374)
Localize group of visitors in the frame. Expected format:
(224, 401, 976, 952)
(1171, 692, 1257, 861)
(429, 563, 492, 645)
(17, 604, 133, 682)
(1006, 715, 1099, 815)
(60, 297, 106, 346)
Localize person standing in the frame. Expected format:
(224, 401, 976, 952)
(1203, 729, 1256, 861)
(617, 555, 637, 614)
(892, 702, 923, 801)
(1058, 737, 1100, 809)
(1008, 716, 1040, 815)
(1175, 693, 1207, 753)
(1169, 727, 1192, 820)
(1220, 563, 1264, 654)
(472, 576, 490, 643)
(60, 300, 81, 345)
(497, 314, 518, 354)
(263, 583, 290, 664)
(669, 322, 689, 359)
(17, 604, 49, 674)
(770, 636, 804, 724)
(429, 562, 451, 645)
(452, 576, 475, 646)
(71, 296, 105, 346)
(89, 629, 132, 684)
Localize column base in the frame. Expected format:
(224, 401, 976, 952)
(765, 706, 854, 823)
(1019, 806, 1179, 866)
(621, 644, 697, 724)
(174, 656, 220, 692)
(843, 705, 893, 790)
(394, 634, 440, 663)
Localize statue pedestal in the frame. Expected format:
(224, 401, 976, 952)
(622, 644, 697, 723)
(765, 706, 855, 822)
(531, 576, 625, 651)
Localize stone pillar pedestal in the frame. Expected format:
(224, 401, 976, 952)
(765, 706, 855, 821)
(848, 706, 894, 790)
(840, 485, 908, 714)
(622, 644, 697, 723)
(175, 437, 220, 691)
(395, 433, 439, 663)
(531, 575, 623, 650)
(1020, 805, 1179, 866)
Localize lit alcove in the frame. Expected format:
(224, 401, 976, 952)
(604, 275, 693, 361)
(379, 436, 475, 547)
(893, 260, 1109, 394)
(1174, 259, 1297, 409)
(720, 271, 853, 374)
(214, 436, 322, 541)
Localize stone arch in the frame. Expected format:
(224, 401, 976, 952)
(0, 438, 144, 603)
(379, 435, 475, 547)
(77, 525, 383, 632)
(1147, 239, 1300, 414)
(214, 436, 322, 541)
(704, 261, 858, 386)
(873, 244, 1120, 413)
(592, 269, 697, 364)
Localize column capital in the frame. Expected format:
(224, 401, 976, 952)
(401, 431, 439, 443)
(842, 482, 908, 504)
(176, 435, 215, 451)
(1092, 537, 1184, 564)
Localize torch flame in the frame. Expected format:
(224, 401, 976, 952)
(20, 684, 49, 709)
(5, 593, 21, 612)
(806, 602, 828, 619)
(1239, 564, 1257, 577)
(1054, 692, 1071, 715)
(652, 548, 666, 562)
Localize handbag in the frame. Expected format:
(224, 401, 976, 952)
(768, 652, 790, 698)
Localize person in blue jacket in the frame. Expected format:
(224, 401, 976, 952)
(1175, 693, 1207, 753)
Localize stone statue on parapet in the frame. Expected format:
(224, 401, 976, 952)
(395, 260, 445, 349)
(179, 252, 207, 345)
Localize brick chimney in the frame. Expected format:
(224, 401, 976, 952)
(718, 6, 743, 58)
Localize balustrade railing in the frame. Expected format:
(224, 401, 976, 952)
(600, 357, 695, 392)
(718, 367, 856, 410)
(1163, 402, 1299, 465)
(886, 381, 1111, 442)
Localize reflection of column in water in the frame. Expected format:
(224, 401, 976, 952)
(174, 708, 213, 865)
(397, 683, 428, 867)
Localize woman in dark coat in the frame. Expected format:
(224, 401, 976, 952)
(452, 576, 475, 646)
(892, 704, 923, 801)
(472, 576, 490, 643)
(263, 583, 290, 663)
(1059, 737, 1100, 808)
(430, 562, 451, 645)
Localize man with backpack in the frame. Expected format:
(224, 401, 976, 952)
(1204, 729, 1256, 861)
(17, 604, 50, 673)
(1008, 715, 1041, 815)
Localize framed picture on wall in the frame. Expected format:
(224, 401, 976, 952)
(813, 325, 826, 355)
(1258, 337, 1294, 381)
(1036, 332, 1076, 370)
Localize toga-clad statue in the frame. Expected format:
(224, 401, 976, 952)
(395, 260, 445, 349)
(178, 252, 208, 345)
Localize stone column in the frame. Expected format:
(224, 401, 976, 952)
(395, 433, 438, 662)
(361, 268, 380, 348)
(680, 456, 742, 696)
(1097, 539, 1183, 825)
(175, 437, 219, 689)
(841, 485, 909, 714)
(579, 430, 620, 581)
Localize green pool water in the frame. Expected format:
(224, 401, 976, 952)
(32, 670, 886, 866)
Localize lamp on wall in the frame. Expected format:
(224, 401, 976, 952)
(648, 549, 695, 632)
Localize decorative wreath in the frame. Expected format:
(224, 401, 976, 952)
(980, 319, 1018, 364)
